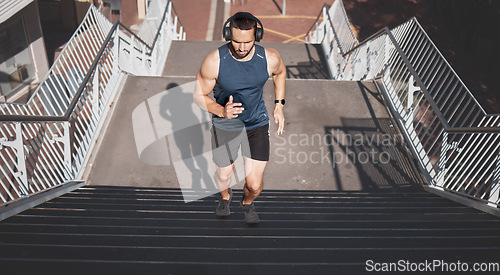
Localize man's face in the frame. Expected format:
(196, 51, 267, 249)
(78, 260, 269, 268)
(230, 27, 255, 59)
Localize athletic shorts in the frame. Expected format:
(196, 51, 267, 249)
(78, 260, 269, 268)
(211, 123, 270, 167)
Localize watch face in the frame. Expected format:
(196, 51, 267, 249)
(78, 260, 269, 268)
(276, 99, 285, 105)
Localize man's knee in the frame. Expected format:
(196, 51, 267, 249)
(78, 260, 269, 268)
(215, 169, 232, 183)
(245, 180, 263, 194)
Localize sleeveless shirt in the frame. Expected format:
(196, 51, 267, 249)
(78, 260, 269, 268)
(212, 43, 269, 131)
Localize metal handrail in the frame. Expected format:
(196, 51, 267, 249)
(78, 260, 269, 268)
(149, 0, 183, 50)
(0, 21, 138, 122)
(0, 1, 178, 122)
(306, 0, 500, 210)
(307, 7, 499, 133)
(306, 3, 328, 37)
(0, 0, 185, 214)
(119, 21, 153, 52)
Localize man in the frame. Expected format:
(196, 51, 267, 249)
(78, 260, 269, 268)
(194, 12, 286, 224)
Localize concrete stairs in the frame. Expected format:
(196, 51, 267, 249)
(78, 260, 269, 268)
(1, 185, 499, 274)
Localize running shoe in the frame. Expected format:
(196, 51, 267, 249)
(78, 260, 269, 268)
(215, 188, 232, 217)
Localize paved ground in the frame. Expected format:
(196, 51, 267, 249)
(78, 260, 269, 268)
(163, 41, 329, 79)
(87, 41, 420, 192)
(87, 76, 420, 191)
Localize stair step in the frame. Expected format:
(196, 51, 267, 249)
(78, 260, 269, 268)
(16, 207, 493, 220)
(1, 186, 499, 273)
(2, 231, 499, 249)
(1, 243, 498, 263)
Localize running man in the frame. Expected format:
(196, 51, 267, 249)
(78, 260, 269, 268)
(194, 12, 286, 224)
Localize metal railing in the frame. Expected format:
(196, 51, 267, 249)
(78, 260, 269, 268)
(307, 0, 500, 213)
(0, 0, 184, 214)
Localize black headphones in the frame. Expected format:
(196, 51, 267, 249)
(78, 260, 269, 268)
(223, 12, 264, 42)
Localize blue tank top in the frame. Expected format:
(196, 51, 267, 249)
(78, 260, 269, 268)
(212, 43, 269, 130)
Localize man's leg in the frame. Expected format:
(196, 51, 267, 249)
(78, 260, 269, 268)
(242, 157, 267, 204)
(214, 163, 234, 217)
(240, 157, 267, 224)
(215, 164, 234, 200)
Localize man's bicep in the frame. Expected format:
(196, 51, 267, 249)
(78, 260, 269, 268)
(197, 54, 218, 95)
(196, 72, 216, 96)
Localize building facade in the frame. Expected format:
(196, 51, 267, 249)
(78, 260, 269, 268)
(0, 0, 49, 102)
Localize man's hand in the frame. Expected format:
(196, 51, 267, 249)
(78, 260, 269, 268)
(274, 103, 285, 135)
(223, 95, 244, 119)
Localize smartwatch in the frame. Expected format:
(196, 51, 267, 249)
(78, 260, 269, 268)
(275, 99, 285, 105)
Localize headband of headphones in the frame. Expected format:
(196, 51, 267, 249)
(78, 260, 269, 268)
(223, 12, 264, 42)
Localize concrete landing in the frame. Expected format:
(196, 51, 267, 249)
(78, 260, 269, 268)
(87, 76, 420, 192)
(163, 41, 330, 79)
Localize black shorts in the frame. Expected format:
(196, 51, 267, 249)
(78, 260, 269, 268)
(211, 123, 270, 167)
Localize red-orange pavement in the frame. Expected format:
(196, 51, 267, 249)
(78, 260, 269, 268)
(229, 0, 328, 43)
(171, 0, 213, 41)
(172, 0, 330, 43)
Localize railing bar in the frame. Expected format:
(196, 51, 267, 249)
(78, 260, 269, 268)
(88, 8, 109, 43)
(425, 61, 447, 97)
(457, 103, 481, 129)
(406, 31, 427, 73)
(68, 34, 93, 76)
(470, 145, 500, 198)
(445, 133, 491, 189)
(433, 71, 453, 108)
(435, 79, 460, 112)
(416, 103, 437, 149)
(29, 94, 45, 117)
(411, 19, 487, 115)
(0, 161, 17, 200)
(412, 41, 433, 78)
(441, 86, 465, 121)
(407, 35, 427, 72)
(400, 26, 422, 63)
(447, 93, 470, 127)
(81, 17, 103, 58)
(37, 85, 59, 117)
(0, 125, 21, 197)
(51, 65, 73, 107)
(22, 127, 66, 187)
(419, 51, 440, 87)
(455, 134, 497, 192)
(390, 59, 409, 96)
(428, 129, 448, 171)
(0, 146, 23, 197)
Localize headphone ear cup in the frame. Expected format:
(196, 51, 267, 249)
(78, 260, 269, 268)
(223, 26, 231, 41)
(255, 28, 263, 42)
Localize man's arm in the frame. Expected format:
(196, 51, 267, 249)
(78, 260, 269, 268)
(266, 47, 286, 135)
(193, 50, 244, 119)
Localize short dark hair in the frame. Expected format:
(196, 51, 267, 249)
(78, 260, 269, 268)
(230, 17, 257, 31)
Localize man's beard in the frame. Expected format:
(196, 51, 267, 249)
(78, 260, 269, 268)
(231, 43, 255, 59)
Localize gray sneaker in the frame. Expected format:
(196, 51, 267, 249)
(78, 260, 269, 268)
(241, 200, 260, 224)
(215, 188, 232, 217)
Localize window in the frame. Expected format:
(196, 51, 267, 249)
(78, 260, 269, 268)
(0, 18, 35, 99)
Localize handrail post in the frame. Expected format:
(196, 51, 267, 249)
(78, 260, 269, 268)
(489, 152, 500, 207)
(167, 1, 173, 38)
(92, 64, 100, 118)
(52, 121, 72, 178)
(0, 123, 28, 195)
